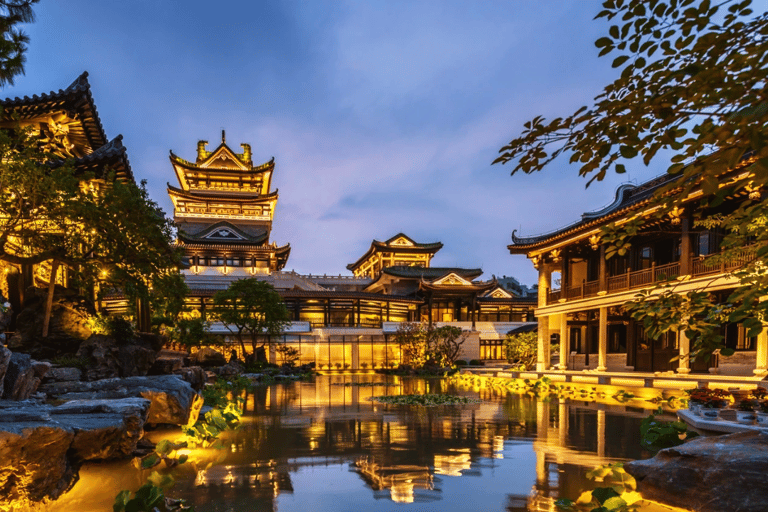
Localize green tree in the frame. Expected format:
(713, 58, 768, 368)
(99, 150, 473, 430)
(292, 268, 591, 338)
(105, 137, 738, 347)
(394, 323, 467, 368)
(211, 278, 290, 359)
(495, 0, 768, 360)
(0, 0, 39, 87)
(503, 331, 538, 370)
(148, 270, 190, 334)
(0, 126, 179, 336)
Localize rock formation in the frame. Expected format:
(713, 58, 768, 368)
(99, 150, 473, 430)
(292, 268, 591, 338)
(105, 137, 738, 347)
(625, 430, 768, 512)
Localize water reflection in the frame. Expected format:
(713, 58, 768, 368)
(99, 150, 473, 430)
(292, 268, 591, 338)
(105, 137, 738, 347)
(57, 375, 658, 512)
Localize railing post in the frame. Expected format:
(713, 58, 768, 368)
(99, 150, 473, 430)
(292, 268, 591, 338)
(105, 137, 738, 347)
(651, 262, 656, 283)
(581, 279, 585, 299)
(626, 267, 630, 289)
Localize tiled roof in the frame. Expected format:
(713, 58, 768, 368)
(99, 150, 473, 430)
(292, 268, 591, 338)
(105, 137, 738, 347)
(166, 183, 277, 201)
(0, 71, 108, 152)
(73, 134, 134, 182)
(509, 173, 680, 250)
(382, 266, 483, 280)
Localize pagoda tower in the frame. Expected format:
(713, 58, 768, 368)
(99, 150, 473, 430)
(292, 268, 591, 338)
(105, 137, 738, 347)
(168, 131, 290, 275)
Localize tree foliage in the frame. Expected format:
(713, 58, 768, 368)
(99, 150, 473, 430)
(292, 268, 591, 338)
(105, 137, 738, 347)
(394, 323, 467, 368)
(503, 331, 538, 370)
(0, 0, 38, 87)
(495, 0, 768, 358)
(0, 126, 179, 332)
(211, 278, 290, 357)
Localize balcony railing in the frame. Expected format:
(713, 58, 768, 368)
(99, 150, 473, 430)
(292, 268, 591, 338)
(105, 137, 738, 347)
(547, 248, 757, 306)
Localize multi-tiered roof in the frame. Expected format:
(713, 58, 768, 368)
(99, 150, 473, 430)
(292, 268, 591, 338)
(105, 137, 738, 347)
(169, 131, 290, 272)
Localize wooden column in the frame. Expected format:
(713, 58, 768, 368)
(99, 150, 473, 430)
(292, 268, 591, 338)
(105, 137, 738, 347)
(471, 295, 477, 329)
(537, 315, 550, 371)
(559, 313, 568, 370)
(755, 326, 768, 376)
(598, 245, 607, 292)
(537, 264, 551, 308)
(597, 306, 608, 371)
(677, 330, 691, 374)
(680, 215, 692, 276)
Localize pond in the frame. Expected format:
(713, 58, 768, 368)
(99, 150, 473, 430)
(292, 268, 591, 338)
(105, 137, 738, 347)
(52, 375, 661, 512)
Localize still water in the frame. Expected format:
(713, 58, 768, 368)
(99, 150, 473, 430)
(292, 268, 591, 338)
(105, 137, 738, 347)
(55, 375, 656, 512)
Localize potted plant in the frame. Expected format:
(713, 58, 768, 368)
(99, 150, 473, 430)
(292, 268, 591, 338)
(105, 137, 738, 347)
(685, 388, 703, 414)
(694, 388, 730, 419)
(736, 399, 758, 425)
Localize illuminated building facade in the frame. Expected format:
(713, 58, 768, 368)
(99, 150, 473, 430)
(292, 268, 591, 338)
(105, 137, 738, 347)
(509, 170, 768, 377)
(0, 72, 135, 315)
(169, 130, 290, 275)
(169, 137, 536, 367)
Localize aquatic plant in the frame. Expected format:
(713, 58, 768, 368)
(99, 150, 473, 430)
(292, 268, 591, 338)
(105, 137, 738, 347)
(555, 463, 640, 512)
(368, 393, 481, 406)
(639, 408, 698, 453)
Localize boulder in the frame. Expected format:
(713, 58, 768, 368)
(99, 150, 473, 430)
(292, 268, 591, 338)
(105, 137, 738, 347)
(2, 352, 41, 400)
(216, 360, 244, 378)
(0, 397, 151, 507)
(50, 397, 151, 461)
(41, 375, 203, 426)
(0, 422, 76, 504)
(7, 289, 94, 358)
(0, 344, 11, 396)
(75, 334, 158, 380)
(31, 360, 51, 378)
(151, 356, 183, 375)
(45, 366, 82, 382)
(174, 365, 206, 391)
(625, 430, 768, 512)
(191, 347, 226, 367)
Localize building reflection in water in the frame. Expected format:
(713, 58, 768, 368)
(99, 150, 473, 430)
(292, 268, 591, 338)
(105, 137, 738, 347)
(164, 375, 657, 512)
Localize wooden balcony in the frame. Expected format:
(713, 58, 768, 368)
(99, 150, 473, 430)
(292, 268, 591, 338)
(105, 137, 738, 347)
(546, 248, 757, 306)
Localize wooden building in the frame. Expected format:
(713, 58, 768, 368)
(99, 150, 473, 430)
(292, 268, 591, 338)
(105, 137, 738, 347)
(509, 171, 768, 377)
(0, 72, 136, 314)
(169, 131, 290, 274)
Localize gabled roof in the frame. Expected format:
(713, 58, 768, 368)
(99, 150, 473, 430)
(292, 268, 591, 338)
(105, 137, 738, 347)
(177, 220, 268, 244)
(363, 266, 484, 294)
(508, 173, 680, 252)
(418, 276, 497, 295)
(347, 233, 443, 271)
(482, 286, 513, 299)
(198, 141, 249, 170)
(0, 71, 108, 156)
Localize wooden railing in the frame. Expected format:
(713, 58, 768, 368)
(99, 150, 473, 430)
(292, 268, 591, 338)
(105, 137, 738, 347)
(691, 246, 756, 277)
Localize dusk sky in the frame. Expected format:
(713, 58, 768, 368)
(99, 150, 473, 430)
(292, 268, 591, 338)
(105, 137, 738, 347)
(6, 1, 665, 287)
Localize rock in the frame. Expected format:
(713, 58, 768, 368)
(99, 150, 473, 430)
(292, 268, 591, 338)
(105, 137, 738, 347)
(191, 347, 226, 367)
(151, 356, 183, 375)
(76, 334, 158, 380)
(0, 397, 151, 507)
(41, 375, 203, 426)
(216, 360, 244, 378)
(31, 360, 51, 378)
(0, 345, 11, 396)
(625, 430, 768, 512)
(3, 352, 41, 400)
(174, 365, 205, 391)
(51, 398, 151, 461)
(0, 423, 76, 504)
(45, 366, 82, 382)
(7, 289, 94, 358)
